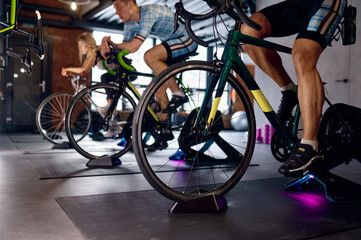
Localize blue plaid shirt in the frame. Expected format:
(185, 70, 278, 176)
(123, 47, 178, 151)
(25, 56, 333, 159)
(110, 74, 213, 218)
(123, 4, 188, 42)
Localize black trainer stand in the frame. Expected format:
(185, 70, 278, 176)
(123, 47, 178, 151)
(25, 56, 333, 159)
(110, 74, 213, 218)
(52, 141, 73, 149)
(86, 156, 122, 167)
(169, 190, 227, 214)
(283, 167, 361, 202)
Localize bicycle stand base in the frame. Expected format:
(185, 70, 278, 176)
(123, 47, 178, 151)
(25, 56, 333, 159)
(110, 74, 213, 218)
(86, 156, 122, 167)
(283, 170, 361, 202)
(52, 142, 73, 149)
(169, 194, 227, 214)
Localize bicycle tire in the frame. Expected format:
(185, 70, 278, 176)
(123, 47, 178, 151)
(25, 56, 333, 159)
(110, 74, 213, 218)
(36, 92, 90, 144)
(132, 61, 256, 201)
(65, 83, 137, 159)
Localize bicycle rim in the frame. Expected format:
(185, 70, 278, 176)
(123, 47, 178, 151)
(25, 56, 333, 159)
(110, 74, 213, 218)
(66, 83, 137, 159)
(36, 92, 74, 144)
(133, 61, 256, 201)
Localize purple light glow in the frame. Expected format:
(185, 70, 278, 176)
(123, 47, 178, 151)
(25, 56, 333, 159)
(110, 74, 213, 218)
(284, 192, 327, 208)
(169, 160, 185, 166)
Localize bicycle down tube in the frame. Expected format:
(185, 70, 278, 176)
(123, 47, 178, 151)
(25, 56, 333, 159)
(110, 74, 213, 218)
(197, 27, 294, 147)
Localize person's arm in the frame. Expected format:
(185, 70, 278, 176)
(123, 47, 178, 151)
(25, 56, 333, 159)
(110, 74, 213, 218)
(113, 38, 143, 53)
(100, 36, 143, 59)
(61, 52, 96, 76)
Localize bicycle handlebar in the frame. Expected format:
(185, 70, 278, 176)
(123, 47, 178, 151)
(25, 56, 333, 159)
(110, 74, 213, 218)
(11, 10, 45, 60)
(30, 10, 45, 60)
(95, 43, 135, 76)
(173, 0, 261, 47)
(232, 0, 261, 31)
(174, 2, 218, 47)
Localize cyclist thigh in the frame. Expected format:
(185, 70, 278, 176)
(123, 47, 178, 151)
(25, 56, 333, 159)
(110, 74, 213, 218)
(161, 36, 198, 65)
(144, 44, 168, 64)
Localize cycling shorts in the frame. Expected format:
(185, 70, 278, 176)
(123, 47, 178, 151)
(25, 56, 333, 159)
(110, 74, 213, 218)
(259, 0, 346, 49)
(161, 35, 198, 65)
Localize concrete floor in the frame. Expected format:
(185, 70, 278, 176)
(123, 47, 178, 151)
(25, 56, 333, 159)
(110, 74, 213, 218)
(0, 132, 360, 239)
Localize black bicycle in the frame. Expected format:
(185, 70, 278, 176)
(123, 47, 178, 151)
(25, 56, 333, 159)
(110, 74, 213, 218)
(65, 45, 195, 160)
(131, 0, 361, 202)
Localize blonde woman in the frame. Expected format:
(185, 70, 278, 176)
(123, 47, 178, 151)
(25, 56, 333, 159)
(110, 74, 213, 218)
(61, 32, 97, 76)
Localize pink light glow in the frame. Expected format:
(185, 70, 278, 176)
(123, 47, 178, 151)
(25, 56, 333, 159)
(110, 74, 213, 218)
(283, 191, 327, 208)
(169, 160, 185, 166)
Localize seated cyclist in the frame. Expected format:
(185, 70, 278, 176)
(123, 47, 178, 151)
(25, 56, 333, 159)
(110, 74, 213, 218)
(241, 0, 346, 177)
(100, 0, 198, 151)
(61, 32, 97, 78)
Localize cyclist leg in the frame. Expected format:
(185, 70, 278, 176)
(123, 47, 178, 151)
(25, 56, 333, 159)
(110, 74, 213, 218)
(278, 0, 346, 177)
(144, 44, 178, 120)
(97, 73, 117, 117)
(278, 39, 325, 177)
(292, 38, 323, 143)
(241, 2, 299, 123)
(144, 37, 197, 117)
(144, 37, 197, 150)
(240, 13, 294, 89)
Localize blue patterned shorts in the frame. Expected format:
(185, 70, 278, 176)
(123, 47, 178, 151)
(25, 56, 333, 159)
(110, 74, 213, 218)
(161, 35, 198, 65)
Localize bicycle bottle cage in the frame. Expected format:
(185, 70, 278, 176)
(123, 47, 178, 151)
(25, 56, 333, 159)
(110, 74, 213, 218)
(342, 5, 357, 46)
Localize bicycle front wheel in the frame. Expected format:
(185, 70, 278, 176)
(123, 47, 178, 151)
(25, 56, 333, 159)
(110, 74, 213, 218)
(132, 61, 256, 201)
(66, 83, 137, 159)
(36, 92, 86, 144)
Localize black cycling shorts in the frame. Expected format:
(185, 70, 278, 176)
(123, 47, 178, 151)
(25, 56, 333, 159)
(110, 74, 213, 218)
(259, 0, 346, 49)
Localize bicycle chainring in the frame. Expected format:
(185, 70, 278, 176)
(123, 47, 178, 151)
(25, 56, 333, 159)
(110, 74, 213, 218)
(270, 132, 293, 162)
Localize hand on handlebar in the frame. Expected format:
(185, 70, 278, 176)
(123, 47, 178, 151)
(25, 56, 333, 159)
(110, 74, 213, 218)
(101, 36, 111, 59)
(61, 68, 69, 77)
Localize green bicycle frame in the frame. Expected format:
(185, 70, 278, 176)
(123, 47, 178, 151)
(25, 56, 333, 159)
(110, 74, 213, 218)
(101, 49, 161, 123)
(0, 0, 17, 35)
(196, 24, 295, 146)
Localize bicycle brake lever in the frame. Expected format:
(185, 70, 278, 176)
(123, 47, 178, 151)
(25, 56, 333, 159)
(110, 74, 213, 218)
(174, 2, 209, 47)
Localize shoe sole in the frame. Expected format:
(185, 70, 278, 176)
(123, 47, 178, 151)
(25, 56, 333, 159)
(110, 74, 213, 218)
(278, 155, 323, 177)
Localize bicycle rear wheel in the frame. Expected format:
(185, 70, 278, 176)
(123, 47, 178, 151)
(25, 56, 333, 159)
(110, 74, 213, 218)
(66, 83, 137, 159)
(36, 92, 90, 144)
(132, 61, 256, 201)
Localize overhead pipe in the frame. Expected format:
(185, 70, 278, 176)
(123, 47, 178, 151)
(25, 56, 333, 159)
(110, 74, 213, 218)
(17, 3, 123, 32)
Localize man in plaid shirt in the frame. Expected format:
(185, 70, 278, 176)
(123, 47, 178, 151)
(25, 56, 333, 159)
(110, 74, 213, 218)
(101, 0, 198, 150)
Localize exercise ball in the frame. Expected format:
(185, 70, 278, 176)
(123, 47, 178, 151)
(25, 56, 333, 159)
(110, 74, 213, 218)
(231, 111, 248, 131)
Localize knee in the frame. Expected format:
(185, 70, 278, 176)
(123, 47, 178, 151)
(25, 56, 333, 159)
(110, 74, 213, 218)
(292, 39, 322, 74)
(143, 50, 153, 67)
(240, 13, 270, 51)
(292, 49, 315, 75)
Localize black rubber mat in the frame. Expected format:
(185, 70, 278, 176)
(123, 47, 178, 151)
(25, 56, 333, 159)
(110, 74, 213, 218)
(56, 177, 361, 240)
(8, 133, 45, 143)
(15, 145, 76, 154)
(27, 154, 141, 179)
(27, 154, 245, 179)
